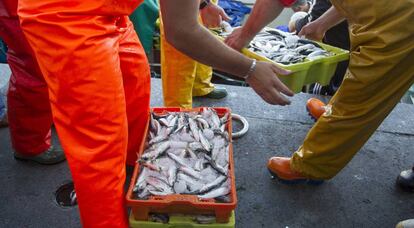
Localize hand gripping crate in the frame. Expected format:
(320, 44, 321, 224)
(217, 31, 349, 93)
(241, 41, 349, 93)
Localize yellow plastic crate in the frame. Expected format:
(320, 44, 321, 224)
(129, 211, 235, 228)
(217, 34, 349, 93)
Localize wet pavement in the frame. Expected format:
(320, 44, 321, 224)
(1, 64, 413, 227)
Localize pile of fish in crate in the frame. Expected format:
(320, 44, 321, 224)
(133, 108, 232, 202)
(222, 27, 332, 65)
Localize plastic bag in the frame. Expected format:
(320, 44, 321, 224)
(218, 0, 251, 27)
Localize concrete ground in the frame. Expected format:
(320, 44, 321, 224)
(0, 64, 413, 227)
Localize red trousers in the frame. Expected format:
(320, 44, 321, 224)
(18, 0, 150, 227)
(0, 0, 52, 155)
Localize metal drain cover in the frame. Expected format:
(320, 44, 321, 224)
(55, 182, 77, 207)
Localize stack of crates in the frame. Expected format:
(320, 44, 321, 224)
(126, 107, 237, 228)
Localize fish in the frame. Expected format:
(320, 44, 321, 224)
(141, 141, 170, 161)
(222, 27, 332, 65)
(180, 166, 202, 180)
(215, 195, 231, 203)
(199, 175, 227, 193)
(188, 117, 200, 142)
(173, 180, 187, 194)
(158, 118, 169, 127)
(196, 117, 209, 129)
(202, 128, 214, 141)
(198, 186, 230, 199)
(135, 110, 231, 200)
(167, 152, 188, 167)
(194, 215, 216, 224)
(203, 154, 227, 176)
(148, 131, 168, 146)
(167, 166, 178, 186)
(198, 129, 212, 152)
(133, 167, 149, 193)
(147, 177, 173, 193)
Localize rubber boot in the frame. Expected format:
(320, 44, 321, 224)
(397, 167, 414, 192)
(14, 145, 66, 165)
(196, 87, 228, 99)
(306, 98, 328, 121)
(267, 157, 324, 185)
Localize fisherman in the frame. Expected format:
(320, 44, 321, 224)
(225, 0, 414, 182)
(292, 0, 350, 95)
(160, 0, 230, 108)
(0, 1, 65, 164)
(18, 0, 293, 226)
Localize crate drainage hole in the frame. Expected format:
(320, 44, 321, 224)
(55, 182, 77, 207)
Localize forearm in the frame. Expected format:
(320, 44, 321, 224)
(160, 0, 252, 77)
(240, 0, 285, 41)
(313, 6, 345, 32)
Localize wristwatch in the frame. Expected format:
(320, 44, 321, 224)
(199, 0, 211, 10)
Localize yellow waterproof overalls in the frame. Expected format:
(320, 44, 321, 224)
(159, 1, 217, 108)
(291, 0, 414, 179)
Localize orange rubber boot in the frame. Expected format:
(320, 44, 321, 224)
(306, 98, 327, 120)
(267, 157, 324, 185)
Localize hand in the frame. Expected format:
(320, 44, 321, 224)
(298, 21, 326, 41)
(224, 27, 252, 51)
(246, 61, 294, 105)
(200, 4, 231, 28)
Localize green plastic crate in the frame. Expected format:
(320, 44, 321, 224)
(241, 41, 349, 93)
(129, 211, 235, 228)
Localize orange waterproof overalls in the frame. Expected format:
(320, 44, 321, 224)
(0, 0, 52, 155)
(18, 0, 151, 227)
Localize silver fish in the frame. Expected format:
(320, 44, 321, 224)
(202, 128, 214, 141)
(199, 175, 227, 193)
(173, 180, 187, 194)
(141, 141, 170, 160)
(147, 177, 173, 193)
(188, 117, 200, 142)
(196, 117, 210, 129)
(198, 129, 212, 152)
(203, 154, 227, 176)
(158, 118, 169, 127)
(136, 110, 232, 199)
(167, 152, 187, 167)
(148, 131, 168, 146)
(198, 186, 230, 199)
(180, 166, 202, 180)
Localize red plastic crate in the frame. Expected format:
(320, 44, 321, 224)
(126, 107, 237, 223)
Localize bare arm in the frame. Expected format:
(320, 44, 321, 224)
(238, 0, 285, 44)
(160, 0, 294, 105)
(298, 6, 345, 40)
(314, 6, 345, 31)
(160, 0, 252, 77)
(225, 0, 285, 50)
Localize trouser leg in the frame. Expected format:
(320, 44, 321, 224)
(0, 6, 52, 155)
(19, 13, 131, 227)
